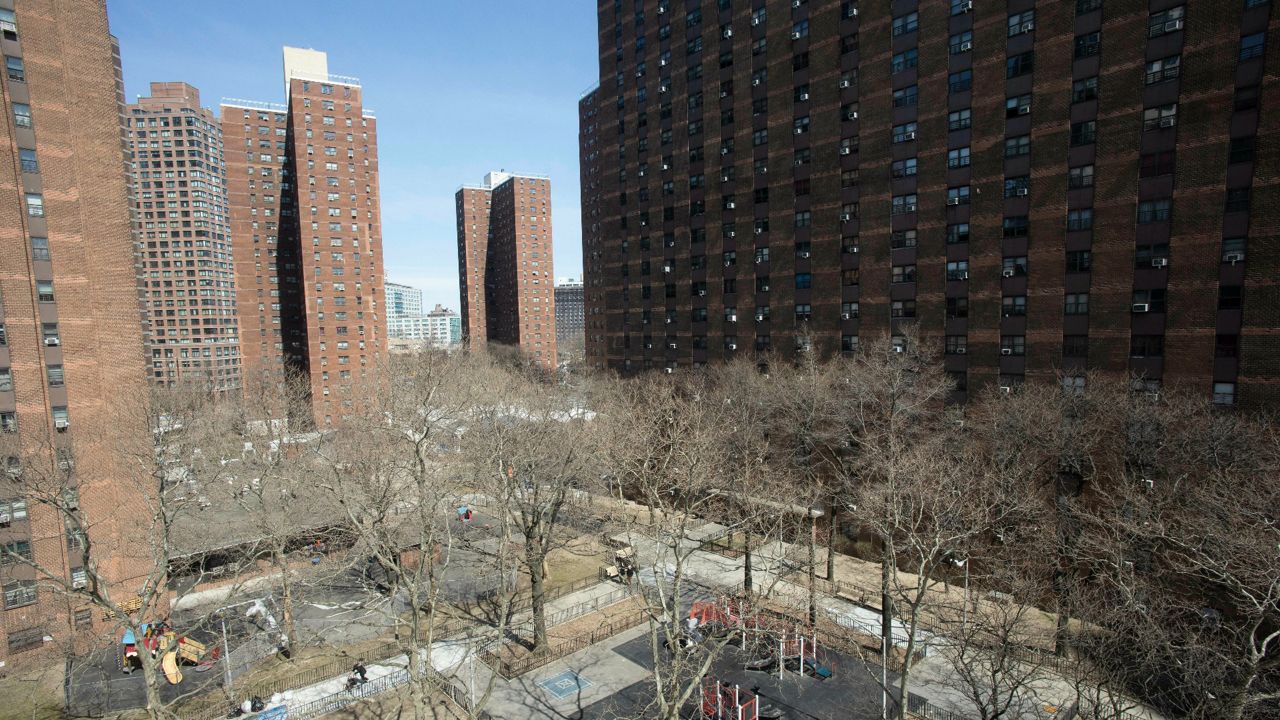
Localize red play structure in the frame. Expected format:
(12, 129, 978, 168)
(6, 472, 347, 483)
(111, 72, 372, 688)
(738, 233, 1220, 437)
(700, 678, 760, 720)
(689, 596, 830, 680)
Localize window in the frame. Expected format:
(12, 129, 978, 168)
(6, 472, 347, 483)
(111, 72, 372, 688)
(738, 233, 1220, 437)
(947, 297, 969, 319)
(1213, 382, 1236, 406)
(31, 237, 50, 261)
(795, 304, 812, 322)
(1074, 32, 1100, 59)
(998, 253, 1029, 272)
(1063, 335, 1089, 358)
(1066, 250, 1093, 273)
(892, 122, 918, 143)
(950, 0, 973, 15)
(1133, 288, 1167, 313)
(891, 230, 917, 249)
(25, 193, 44, 216)
(948, 109, 972, 131)
(52, 406, 69, 431)
(0, 498, 27, 527)
(1004, 135, 1030, 157)
(1134, 242, 1170, 268)
(791, 20, 809, 39)
(794, 211, 811, 228)
(947, 223, 970, 244)
(1068, 165, 1095, 189)
(1145, 55, 1181, 84)
(892, 265, 917, 283)
(1077, 0, 1102, 13)
(841, 302, 859, 319)
(1065, 293, 1090, 315)
(36, 281, 54, 302)
(4, 581, 36, 610)
(5, 56, 24, 82)
(949, 31, 973, 55)
(1143, 104, 1178, 131)
(1240, 32, 1266, 61)
(755, 306, 771, 322)
(892, 12, 918, 36)
(1225, 188, 1251, 213)
(1067, 209, 1094, 231)
(1004, 176, 1030, 198)
(891, 194, 918, 215)
(891, 300, 917, 318)
(842, 269, 859, 286)
(1219, 286, 1243, 310)
(891, 158, 918, 178)
(0, 540, 31, 565)
(949, 70, 972, 94)
(16, 148, 37, 174)
(1001, 336, 1026, 356)
(1003, 217, 1029, 238)
(1216, 334, 1239, 358)
(1228, 137, 1256, 164)
(1130, 335, 1165, 358)
(1072, 77, 1099, 103)
(891, 49, 919, 73)
(946, 261, 970, 281)
(1222, 237, 1247, 263)
(1006, 52, 1034, 79)
(752, 129, 768, 147)
(47, 365, 63, 387)
(0, 413, 14, 432)
(1140, 151, 1176, 177)
(947, 186, 971, 205)
(894, 85, 918, 107)
(1137, 199, 1172, 224)
(842, 335, 859, 353)
(1002, 295, 1027, 316)
(1070, 121, 1096, 146)
(1006, 94, 1031, 117)
(0, 370, 10, 392)
(947, 147, 971, 169)
(0, 9, 15, 40)
(1008, 10, 1035, 36)
(945, 336, 968, 355)
(1148, 6, 1185, 38)
(12, 102, 31, 129)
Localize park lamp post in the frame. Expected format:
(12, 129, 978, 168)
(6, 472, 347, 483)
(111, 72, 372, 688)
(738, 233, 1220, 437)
(947, 555, 969, 628)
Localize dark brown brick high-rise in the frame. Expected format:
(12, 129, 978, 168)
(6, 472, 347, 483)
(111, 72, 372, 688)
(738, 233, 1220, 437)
(128, 82, 241, 392)
(456, 172, 557, 371)
(581, 0, 1278, 407)
(0, 0, 151, 661)
(223, 48, 387, 426)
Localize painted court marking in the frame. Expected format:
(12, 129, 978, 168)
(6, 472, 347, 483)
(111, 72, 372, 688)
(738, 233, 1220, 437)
(539, 670, 593, 700)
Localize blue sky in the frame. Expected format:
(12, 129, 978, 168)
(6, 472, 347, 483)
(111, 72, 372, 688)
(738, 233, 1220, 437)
(107, 0, 599, 311)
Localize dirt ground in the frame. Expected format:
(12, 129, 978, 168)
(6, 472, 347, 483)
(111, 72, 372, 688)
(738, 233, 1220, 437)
(318, 685, 466, 719)
(490, 595, 646, 666)
(0, 664, 66, 720)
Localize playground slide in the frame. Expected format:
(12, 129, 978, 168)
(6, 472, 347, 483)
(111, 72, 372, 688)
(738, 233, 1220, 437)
(162, 650, 183, 685)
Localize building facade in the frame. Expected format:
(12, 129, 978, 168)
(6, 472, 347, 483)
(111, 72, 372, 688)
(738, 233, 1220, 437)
(385, 281, 423, 318)
(128, 82, 240, 392)
(455, 172, 557, 370)
(581, 0, 1279, 407)
(387, 304, 461, 346)
(555, 278, 585, 343)
(223, 48, 386, 426)
(0, 0, 152, 660)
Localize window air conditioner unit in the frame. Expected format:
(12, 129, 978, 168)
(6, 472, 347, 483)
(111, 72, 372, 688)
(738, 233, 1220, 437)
(755, 227, 764, 235)
(662, 163, 671, 170)
(840, 147, 852, 156)
(720, 90, 729, 98)
(1159, 116, 1175, 128)
(723, 29, 733, 38)
(659, 85, 668, 93)
(45, 337, 60, 346)
(724, 260, 734, 267)
(947, 197, 961, 206)
(839, 79, 851, 89)
(728, 343, 737, 350)
(668, 343, 677, 349)
(1165, 19, 1183, 32)
(1132, 303, 1150, 313)
(841, 313, 851, 320)
(1002, 269, 1015, 278)
(72, 578, 87, 590)
(698, 290, 707, 296)
(1151, 257, 1168, 268)
(840, 213, 852, 221)
(1018, 105, 1031, 115)
(726, 202, 736, 209)
(792, 0, 801, 7)
(1001, 348, 1013, 356)
(727, 315, 737, 322)
(791, 31, 802, 40)
(904, 131, 916, 140)
(846, 111, 858, 120)
(755, 257, 763, 264)
(753, 78, 761, 86)
(664, 265, 673, 273)
(636, 70, 644, 78)
(55, 419, 69, 430)
(645, 343, 653, 349)
(800, 92, 810, 101)
(1015, 188, 1029, 196)
(755, 314, 765, 321)
(721, 147, 730, 155)
(849, 8, 859, 15)
(1224, 251, 1244, 264)
(961, 271, 969, 280)
(660, 58, 668, 66)
(800, 251, 811, 258)
(664, 367, 674, 374)
(638, 169, 647, 177)
(657, 5, 665, 13)
(1020, 22, 1033, 32)
(999, 385, 1012, 393)
(959, 41, 972, 51)
(721, 174, 731, 182)
(955, 347, 967, 354)
(665, 317, 673, 323)
(893, 346, 905, 353)
(961, 0, 973, 12)
(751, 17, 761, 26)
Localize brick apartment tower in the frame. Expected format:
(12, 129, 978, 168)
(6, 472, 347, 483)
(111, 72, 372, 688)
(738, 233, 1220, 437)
(128, 82, 241, 392)
(455, 172, 557, 370)
(223, 48, 386, 426)
(581, 0, 1279, 408)
(0, 0, 152, 661)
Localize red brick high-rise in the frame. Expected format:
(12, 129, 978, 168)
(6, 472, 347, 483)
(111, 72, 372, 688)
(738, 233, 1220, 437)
(223, 48, 386, 426)
(0, 0, 152, 660)
(581, 0, 1279, 408)
(455, 172, 557, 370)
(128, 82, 240, 392)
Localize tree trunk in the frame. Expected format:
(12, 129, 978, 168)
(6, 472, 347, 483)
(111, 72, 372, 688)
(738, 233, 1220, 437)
(528, 545, 548, 650)
(826, 503, 837, 580)
(808, 515, 818, 626)
(275, 548, 297, 654)
(742, 533, 754, 594)
(880, 542, 894, 670)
